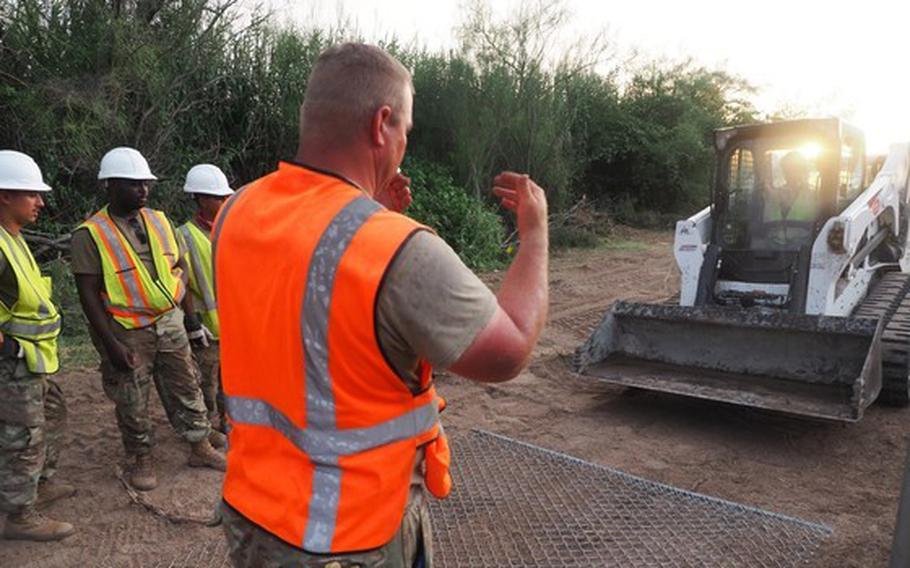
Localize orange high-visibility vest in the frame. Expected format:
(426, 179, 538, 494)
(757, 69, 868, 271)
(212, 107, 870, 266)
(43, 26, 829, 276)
(215, 162, 452, 554)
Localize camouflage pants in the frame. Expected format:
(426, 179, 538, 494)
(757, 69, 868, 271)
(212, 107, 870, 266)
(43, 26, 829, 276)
(221, 489, 433, 568)
(0, 357, 66, 513)
(94, 308, 211, 456)
(191, 340, 222, 424)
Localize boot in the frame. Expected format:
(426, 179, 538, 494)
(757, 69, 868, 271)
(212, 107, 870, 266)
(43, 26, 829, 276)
(130, 454, 158, 491)
(208, 429, 227, 450)
(35, 479, 76, 509)
(188, 438, 226, 471)
(3, 505, 75, 541)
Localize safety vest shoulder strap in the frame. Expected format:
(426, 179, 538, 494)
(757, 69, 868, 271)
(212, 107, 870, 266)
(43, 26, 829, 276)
(80, 206, 139, 272)
(181, 219, 211, 244)
(143, 209, 180, 258)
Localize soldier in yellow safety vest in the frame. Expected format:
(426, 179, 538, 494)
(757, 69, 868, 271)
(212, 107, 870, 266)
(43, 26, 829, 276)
(177, 164, 233, 431)
(761, 150, 817, 248)
(0, 151, 75, 542)
(71, 147, 226, 492)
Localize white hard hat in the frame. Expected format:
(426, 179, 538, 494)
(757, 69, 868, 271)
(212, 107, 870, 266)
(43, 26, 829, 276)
(98, 147, 158, 181)
(183, 164, 233, 196)
(0, 150, 52, 192)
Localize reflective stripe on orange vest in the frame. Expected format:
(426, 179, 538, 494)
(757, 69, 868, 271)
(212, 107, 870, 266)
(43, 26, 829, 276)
(224, 396, 439, 460)
(216, 163, 451, 553)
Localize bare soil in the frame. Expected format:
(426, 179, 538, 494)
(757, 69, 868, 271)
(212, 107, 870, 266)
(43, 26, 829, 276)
(1, 227, 906, 567)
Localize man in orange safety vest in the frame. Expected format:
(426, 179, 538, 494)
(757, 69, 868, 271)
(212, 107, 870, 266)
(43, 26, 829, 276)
(216, 43, 550, 567)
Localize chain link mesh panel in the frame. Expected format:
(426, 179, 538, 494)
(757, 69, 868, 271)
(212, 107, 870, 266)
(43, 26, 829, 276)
(150, 539, 230, 568)
(427, 430, 831, 567)
(120, 429, 831, 567)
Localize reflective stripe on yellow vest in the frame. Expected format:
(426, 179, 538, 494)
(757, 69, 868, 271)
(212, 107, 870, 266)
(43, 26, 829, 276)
(0, 227, 61, 374)
(177, 221, 219, 338)
(79, 207, 185, 329)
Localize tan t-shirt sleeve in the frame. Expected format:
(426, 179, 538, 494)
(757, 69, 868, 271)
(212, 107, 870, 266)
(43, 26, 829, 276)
(69, 227, 102, 275)
(376, 230, 497, 384)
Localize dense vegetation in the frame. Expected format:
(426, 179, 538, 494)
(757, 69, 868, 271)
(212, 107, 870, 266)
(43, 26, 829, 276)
(1, 0, 760, 267)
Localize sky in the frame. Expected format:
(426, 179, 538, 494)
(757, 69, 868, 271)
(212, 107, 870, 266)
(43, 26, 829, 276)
(264, 0, 910, 154)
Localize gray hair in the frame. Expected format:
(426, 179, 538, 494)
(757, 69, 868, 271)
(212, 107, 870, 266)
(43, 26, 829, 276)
(300, 43, 413, 141)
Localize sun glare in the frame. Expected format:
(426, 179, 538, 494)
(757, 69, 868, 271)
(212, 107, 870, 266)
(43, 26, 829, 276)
(798, 143, 822, 160)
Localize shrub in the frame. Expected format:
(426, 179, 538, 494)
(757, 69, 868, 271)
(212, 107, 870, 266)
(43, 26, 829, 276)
(403, 158, 506, 270)
(550, 225, 600, 249)
(44, 257, 87, 339)
(44, 257, 98, 368)
(1, 0, 764, 235)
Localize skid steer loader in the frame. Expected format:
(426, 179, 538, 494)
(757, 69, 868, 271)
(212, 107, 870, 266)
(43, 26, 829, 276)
(574, 118, 910, 422)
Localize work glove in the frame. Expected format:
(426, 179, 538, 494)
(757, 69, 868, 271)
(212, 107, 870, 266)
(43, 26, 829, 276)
(185, 312, 206, 348)
(187, 324, 214, 348)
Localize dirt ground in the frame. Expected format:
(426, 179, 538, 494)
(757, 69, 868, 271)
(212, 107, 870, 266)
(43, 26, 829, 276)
(2, 227, 907, 567)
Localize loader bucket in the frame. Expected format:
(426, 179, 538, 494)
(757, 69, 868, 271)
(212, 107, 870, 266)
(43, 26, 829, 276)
(573, 301, 883, 422)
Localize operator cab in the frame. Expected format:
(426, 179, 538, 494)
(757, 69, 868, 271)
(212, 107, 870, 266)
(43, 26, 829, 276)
(705, 118, 866, 310)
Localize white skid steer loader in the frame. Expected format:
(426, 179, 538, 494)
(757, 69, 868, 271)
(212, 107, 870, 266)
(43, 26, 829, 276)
(575, 118, 910, 422)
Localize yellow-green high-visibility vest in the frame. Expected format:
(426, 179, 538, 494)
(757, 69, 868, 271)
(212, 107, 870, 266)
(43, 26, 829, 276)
(0, 227, 61, 374)
(79, 206, 185, 329)
(764, 188, 816, 222)
(764, 188, 816, 246)
(177, 220, 219, 338)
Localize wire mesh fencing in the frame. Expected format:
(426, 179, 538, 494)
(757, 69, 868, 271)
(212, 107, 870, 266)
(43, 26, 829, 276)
(427, 429, 830, 567)
(137, 429, 830, 567)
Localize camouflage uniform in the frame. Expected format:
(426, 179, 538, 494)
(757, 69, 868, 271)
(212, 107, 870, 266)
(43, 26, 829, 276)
(222, 488, 433, 568)
(92, 307, 210, 455)
(0, 357, 66, 512)
(191, 341, 222, 426)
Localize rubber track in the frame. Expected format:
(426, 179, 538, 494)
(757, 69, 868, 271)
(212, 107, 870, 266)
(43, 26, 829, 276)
(853, 271, 910, 405)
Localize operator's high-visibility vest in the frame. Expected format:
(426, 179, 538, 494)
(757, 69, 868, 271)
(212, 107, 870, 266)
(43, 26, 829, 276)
(764, 187, 815, 222)
(177, 221, 219, 338)
(79, 207, 185, 329)
(0, 227, 61, 374)
(764, 187, 816, 245)
(216, 162, 452, 554)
